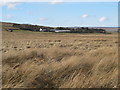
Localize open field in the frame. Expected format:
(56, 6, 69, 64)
(2, 31, 118, 88)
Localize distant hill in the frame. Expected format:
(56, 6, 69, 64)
(95, 27, 118, 32)
(1, 22, 114, 33)
(0, 22, 20, 31)
(70, 27, 118, 32)
(0, 22, 54, 31)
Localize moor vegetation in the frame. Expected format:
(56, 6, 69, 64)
(2, 29, 118, 88)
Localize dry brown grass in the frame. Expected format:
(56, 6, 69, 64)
(2, 31, 118, 88)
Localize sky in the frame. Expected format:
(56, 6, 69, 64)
(1, 2, 118, 27)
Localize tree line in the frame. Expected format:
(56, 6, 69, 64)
(13, 23, 106, 33)
(55, 27, 106, 33)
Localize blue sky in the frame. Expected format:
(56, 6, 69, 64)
(1, 2, 118, 27)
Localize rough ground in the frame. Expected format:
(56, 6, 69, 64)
(2, 31, 118, 88)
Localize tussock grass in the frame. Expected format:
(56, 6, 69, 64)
(2, 47, 118, 88)
(2, 31, 118, 88)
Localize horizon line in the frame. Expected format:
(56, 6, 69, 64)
(1, 21, 118, 28)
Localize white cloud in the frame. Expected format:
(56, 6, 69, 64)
(0, 2, 20, 9)
(49, 0, 63, 5)
(81, 14, 89, 18)
(99, 17, 107, 22)
(7, 3, 18, 8)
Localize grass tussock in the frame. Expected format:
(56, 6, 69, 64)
(2, 47, 118, 88)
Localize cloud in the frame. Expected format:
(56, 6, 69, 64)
(0, 2, 20, 9)
(7, 3, 18, 8)
(99, 17, 107, 22)
(49, 0, 63, 5)
(81, 14, 89, 18)
(39, 17, 48, 21)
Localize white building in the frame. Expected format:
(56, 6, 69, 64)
(55, 30, 70, 33)
(39, 28, 43, 31)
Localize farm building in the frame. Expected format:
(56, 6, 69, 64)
(55, 30, 71, 33)
(39, 28, 50, 32)
(39, 29, 71, 33)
